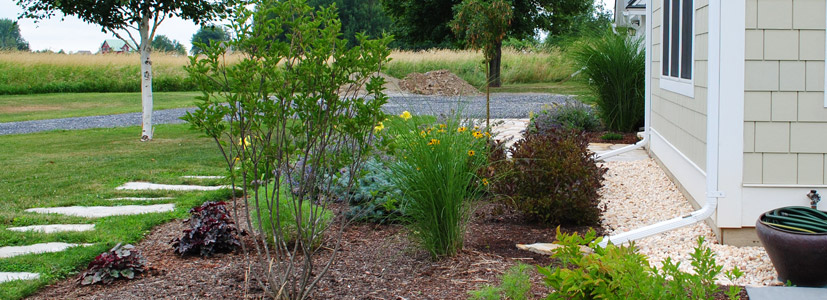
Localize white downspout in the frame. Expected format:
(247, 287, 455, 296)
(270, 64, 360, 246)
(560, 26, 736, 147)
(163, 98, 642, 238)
(598, 0, 722, 247)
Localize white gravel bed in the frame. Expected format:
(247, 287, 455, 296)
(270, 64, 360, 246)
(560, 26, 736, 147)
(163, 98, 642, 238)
(599, 159, 778, 286)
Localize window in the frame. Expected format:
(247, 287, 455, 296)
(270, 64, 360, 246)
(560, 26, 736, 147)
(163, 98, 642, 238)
(661, 0, 694, 97)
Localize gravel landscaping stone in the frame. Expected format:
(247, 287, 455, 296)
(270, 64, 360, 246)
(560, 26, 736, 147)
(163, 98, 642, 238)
(600, 159, 777, 286)
(0, 94, 572, 135)
(0, 242, 93, 259)
(0, 272, 40, 284)
(25, 204, 175, 218)
(115, 182, 229, 191)
(6, 224, 95, 233)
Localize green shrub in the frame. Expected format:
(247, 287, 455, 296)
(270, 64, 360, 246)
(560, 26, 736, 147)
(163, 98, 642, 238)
(387, 111, 489, 258)
(498, 128, 606, 226)
(600, 132, 623, 141)
(252, 182, 333, 247)
(572, 31, 645, 132)
(539, 229, 744, 300)
(336, 158, 408, 223)
(528, 100, 601, 134)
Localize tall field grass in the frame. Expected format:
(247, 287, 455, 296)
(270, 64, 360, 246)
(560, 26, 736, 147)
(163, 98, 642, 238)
(1, 48, 575, 95)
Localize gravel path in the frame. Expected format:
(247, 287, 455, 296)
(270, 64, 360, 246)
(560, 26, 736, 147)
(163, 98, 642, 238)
(0, 93, 571, 135)
(600, 159, 777, 287)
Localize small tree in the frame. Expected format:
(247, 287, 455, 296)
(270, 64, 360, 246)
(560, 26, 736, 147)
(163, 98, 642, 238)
(184, 0, 391, 298)
(151, 35, 186, 55)
(16, 0, 226, 141)
(0, 19, 30, 50)
(450, 0, 512, 128)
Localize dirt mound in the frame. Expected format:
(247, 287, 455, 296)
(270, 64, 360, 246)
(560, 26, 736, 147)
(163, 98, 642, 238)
(339, 72, 405, 96)
(399, 69, 482, 96)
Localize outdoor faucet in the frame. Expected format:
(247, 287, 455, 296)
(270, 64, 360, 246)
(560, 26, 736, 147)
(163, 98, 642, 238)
(807, 190, 821, 209)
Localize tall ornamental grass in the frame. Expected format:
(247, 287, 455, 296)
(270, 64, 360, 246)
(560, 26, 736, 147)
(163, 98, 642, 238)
(386, 111, 489, 258)
(572, 32, 645, 132)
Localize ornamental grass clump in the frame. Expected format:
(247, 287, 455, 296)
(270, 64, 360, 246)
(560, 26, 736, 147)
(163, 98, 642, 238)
(387, 110, 489, 258)
(572, 30, 645, 132)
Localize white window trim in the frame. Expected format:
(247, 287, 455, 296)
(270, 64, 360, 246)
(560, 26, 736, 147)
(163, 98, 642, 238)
(659, 0, 695, 98)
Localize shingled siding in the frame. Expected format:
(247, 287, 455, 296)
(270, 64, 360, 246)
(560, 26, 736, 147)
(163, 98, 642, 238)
(743, 0, 827, 185)
(652, 0, 710, 171)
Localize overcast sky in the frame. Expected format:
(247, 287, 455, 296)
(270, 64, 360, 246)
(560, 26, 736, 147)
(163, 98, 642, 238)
(1, 0, 615, 53)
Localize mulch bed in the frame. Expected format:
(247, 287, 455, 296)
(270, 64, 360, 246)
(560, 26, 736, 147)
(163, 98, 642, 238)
(28, 201, 747, 299)
(586, 131, 641, 144)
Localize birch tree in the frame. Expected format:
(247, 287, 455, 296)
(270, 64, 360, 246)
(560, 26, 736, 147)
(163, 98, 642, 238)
(16, 0, 227, 141)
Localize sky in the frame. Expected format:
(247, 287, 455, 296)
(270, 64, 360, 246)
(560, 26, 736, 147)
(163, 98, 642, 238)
(1, 0, 615, 53)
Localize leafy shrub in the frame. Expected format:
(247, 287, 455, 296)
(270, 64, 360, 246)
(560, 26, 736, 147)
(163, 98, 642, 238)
(528, 101, 601, 134)
(171, 201, 243, 257)
(336, 158, 408, 223)
(253, 183, 333, 247)
(388, 111, 489, 258)
(539, 229, 744, 300)
(469, 264, 532, 300)
(600, 132, 623, 141)
(80, 243, 147, 285)
(572, 31, 645, 132)
(499, 128, 606, 226)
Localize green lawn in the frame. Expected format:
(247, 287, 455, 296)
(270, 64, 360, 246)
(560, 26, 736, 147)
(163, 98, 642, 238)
(490, 80, 592, 98)
(0, 124, 228, 300)
(0, 92, 202, 123)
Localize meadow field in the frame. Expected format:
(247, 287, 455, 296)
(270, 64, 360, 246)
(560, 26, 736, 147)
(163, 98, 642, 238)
(0, 49, 579, 95)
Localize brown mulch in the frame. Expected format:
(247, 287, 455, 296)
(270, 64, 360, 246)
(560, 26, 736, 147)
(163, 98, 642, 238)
(28, 201, 747, 299)
(586, 131, 641, 144)
(399, 69, 482, 96)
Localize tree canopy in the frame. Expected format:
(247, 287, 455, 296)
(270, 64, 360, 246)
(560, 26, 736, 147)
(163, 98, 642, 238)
(381, 0, 595, 49)
(190, 25, 229, 55)
(0, 18, 30, 51)
(307, 0, 392, 47)
(151, 35, 187, 55)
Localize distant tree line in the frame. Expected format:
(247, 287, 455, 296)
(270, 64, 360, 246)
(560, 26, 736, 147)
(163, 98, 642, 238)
(0, 18, 30, 51)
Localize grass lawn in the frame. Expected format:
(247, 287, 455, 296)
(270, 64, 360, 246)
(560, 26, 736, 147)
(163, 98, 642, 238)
(490, 80, 592, 98)
(0, 124, 229, 300)
(0, 92, 202, 123)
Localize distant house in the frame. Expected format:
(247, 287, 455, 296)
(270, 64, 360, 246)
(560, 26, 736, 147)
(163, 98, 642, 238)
(99, 39, 137, 54)
(75, 50, 92, 55)
(614, 0, 647, 39)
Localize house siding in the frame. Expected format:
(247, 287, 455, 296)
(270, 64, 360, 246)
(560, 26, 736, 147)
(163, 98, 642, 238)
(652, 0, 709, 171)
(743, 0, 827, 185)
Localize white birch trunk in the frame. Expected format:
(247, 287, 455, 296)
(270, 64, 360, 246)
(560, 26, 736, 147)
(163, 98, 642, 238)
(139, 16, 154, 141)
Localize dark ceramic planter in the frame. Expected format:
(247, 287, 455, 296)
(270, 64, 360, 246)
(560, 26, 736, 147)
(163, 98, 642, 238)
(756, 214, 827, 287)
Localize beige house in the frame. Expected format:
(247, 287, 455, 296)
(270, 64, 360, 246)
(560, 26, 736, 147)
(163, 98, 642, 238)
(620, 0, 827, 246)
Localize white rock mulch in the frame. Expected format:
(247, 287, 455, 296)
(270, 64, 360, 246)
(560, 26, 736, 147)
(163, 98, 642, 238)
(600, 159, 778, 286)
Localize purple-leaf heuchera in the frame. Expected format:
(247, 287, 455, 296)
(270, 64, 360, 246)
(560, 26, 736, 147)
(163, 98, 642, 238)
(171, 201, 244, 257)
(80, 243, 147, 285)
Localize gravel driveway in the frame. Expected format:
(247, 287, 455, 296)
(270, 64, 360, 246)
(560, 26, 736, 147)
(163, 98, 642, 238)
(0, 93, 573, 136)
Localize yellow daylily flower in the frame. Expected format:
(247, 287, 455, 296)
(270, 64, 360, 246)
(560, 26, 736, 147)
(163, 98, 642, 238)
(457, 126, 467, 133)
(374, 122, 385, 133)
(428, 138, 440, 146)
(399, 111, 412, 120)
(468, 150, 475, 156)
(482, 178, 489, 186)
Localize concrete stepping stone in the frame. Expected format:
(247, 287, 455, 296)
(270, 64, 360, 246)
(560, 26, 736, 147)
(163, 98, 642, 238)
(0, 272, 40, 283)
(0, 242, 93, 259)
(108, 197, 174, 201)
(747, 286, 827, 300)
(7, 224, 95, 233)
(25, 204, 175, 218)
(180, 176, 223, 180)
(116, 182, 229, 191)
(516, 243, 593, 255)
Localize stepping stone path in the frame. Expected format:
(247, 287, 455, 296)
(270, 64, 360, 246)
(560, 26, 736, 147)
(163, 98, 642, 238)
(7, 224, 95, 233)
(0, 272, 40, 284)
(116, 182, 229, 191)
(25, 204, 176, 218)
(1, 177, 222, 284)
(0, 242, 93, 259)
(108, 197, 175, 201)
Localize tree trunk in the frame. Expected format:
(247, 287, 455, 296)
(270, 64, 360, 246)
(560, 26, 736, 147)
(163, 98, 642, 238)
(139, 17, 154, 141)
(487, 41, 502, 88)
